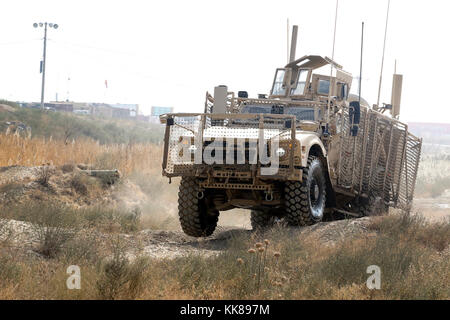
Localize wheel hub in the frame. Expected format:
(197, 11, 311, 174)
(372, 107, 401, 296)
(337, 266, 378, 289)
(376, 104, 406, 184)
(309, 176, 323, 219)
(314, 184, 319, 200)
(310, 180, 319, 205)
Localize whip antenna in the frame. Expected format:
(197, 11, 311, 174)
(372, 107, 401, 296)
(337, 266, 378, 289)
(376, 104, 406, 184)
(326, 0, 339, 123)
(359, 22, 364, 104)
(376, 0, 391, 109)
(287, 18, 290, 64)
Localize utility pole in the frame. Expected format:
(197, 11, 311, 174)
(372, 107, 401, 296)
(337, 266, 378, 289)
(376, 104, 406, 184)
(41, 22, 47, 110)
(33, 22, 58, 110)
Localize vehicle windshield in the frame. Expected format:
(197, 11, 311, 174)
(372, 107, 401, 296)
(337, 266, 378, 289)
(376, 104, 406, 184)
(271, 69, 286, 96)
(290, 69, 308, 95)
(241, 105, 272, 114)
(285, 107, 320, 121)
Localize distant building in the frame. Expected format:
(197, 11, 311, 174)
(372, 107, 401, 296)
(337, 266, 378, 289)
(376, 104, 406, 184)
(151, 106, 173, 123)
(73, 109, 90, 115)
(151, 106, 173, 116)
(45, 102, 74, 112)
(18, 100, 143, 120)
(18, 102, 41, 109)
(111, 104, 139, 117)
(90, 103, 139, 119)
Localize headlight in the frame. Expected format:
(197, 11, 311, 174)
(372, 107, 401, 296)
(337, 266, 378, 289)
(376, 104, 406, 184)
(275, 147, 286, 158)
(188, 145, 197, 153)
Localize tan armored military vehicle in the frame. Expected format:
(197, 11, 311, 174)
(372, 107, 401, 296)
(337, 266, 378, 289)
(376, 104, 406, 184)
(160, 27, 422, 237)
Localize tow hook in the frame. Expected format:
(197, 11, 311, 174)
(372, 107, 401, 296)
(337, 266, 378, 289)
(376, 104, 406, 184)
(265, 191, 273, 202)
(197, 191, 205, 200)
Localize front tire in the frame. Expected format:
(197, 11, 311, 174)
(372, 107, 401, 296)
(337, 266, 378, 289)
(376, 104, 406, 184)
(178, 177, 218, 237)
(284, 156, 327, 226)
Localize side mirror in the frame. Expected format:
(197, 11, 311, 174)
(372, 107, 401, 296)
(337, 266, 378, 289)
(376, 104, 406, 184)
(349, 101, 360, 136)
(238, 91, 248, 98)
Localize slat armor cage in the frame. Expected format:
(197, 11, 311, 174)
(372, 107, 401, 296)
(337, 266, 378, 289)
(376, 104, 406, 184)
(337, 105, 422, 210)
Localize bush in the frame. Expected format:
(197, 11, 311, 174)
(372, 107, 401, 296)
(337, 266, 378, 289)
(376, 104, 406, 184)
(29, 204, 80, 258)
(96, 237, 149, 299)
(36, 165, 53, 187)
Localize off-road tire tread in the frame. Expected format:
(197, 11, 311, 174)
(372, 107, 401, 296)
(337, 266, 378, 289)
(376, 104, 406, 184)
(250, 210, 275, 231)
(284, 156, 326, 226)
(178, 177, 218, 237)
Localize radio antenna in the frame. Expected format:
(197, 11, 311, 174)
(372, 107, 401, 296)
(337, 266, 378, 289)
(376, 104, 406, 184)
(287, 18, 290, 64)
(376, 0, 391, 109)
(326, 0, 339, 123)
(359, 22, 364, 104)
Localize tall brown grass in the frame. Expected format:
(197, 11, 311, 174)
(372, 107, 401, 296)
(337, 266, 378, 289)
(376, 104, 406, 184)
(0, 133, 162, 175)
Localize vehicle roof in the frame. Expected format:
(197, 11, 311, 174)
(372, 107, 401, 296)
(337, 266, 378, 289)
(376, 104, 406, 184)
(285, 55, 342, 70)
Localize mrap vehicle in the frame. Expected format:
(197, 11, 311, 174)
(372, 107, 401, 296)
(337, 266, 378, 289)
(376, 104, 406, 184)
(160, 26, 422, 237)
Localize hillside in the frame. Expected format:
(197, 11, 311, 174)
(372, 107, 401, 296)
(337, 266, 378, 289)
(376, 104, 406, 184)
(0, 103, 163, 145)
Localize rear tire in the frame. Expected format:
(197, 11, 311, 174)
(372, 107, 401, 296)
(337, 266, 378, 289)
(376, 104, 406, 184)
(250, 210, 275, 231)
(284, 156, 327, 226)
(359, 196, 389, 217)
(178, 177, 218, 237)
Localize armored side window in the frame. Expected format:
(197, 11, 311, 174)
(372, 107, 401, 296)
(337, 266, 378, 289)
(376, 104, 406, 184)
(337, 82, 349, 100)
(318, 79, 330, 95)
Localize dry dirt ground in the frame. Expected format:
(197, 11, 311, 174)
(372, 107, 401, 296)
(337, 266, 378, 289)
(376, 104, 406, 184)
(0, 165, 448, 260)
(413, 189, 450, 222)
(1, 216, 373, 260)
(0, 165, 147, 209)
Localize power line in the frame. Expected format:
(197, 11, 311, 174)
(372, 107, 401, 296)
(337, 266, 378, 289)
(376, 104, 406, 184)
(0, 38, 41, 46)
(48, 39, 147, 57)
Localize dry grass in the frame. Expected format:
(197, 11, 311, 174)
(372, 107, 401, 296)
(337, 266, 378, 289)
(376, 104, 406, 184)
(0, 210, 448, 300)
(0, 131, 180, 231)
(0, 133, 162, 176)
(0, 129, 448, 300)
